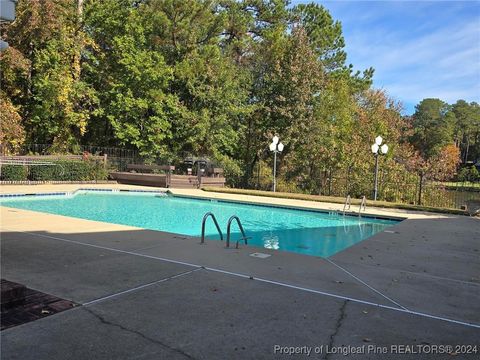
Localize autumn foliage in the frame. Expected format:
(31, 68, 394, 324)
(0, 0, 477, 199)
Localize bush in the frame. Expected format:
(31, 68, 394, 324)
(1, 165, 28, 181)
(457, 166, 480, 182)
(212, 154, 243, 187)
(27, 160, 108, 181)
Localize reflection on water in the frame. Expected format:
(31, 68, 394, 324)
(247, 221, 394, 257)
(263, 234, 279, 250)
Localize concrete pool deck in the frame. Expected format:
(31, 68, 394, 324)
(1, 184, 479, 359)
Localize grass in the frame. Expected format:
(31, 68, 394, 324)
(201, 187, 468, 215)
(434, 181, 480, 191)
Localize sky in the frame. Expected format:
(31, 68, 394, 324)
(292, 0, 480, 114)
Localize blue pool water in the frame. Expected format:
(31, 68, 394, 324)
(1, 191, 400, 257)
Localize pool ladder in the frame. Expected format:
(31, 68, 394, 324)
(200, 213, 250, 249)
(226, 215, 250, 249)
(343, 195, 366, 216)
(200, 212, 223, 244)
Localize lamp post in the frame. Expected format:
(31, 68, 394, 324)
(371, 136, 388, 201)
(269, 135, 284, 192)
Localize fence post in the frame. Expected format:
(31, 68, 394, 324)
(418, 173, 424, 205)
(167, 166, 172, 188)
(103, 154, 107, 169)
(197, 162, 201, 189)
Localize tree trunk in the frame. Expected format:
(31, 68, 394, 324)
(464, 138, 470, 163)
(72, 0, 84, 81)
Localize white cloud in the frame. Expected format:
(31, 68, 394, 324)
(342, 8, 480, 107)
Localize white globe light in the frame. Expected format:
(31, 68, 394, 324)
(375, 136, 383, 146)
(371, 143, 379, 154)
(272, 135, 279, 145)
(269, 142, 276, 151)
(277, 142, 284, 152)
(381, 144, 388, 154)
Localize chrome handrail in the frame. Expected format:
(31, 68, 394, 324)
(200, 212, 223, 244)
(226, 215, 249, 249)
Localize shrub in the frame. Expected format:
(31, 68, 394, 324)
(212, 154, 243, 187)
(1, 165, 28, 181)
(28, 163, 58, 181)
(28, 160, 108, 181)
(0, 96, 26, 154)
(457, 166, 480, 182)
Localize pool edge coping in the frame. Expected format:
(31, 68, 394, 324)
(0, 184, 461, 220)
(168, 191, 406, 222)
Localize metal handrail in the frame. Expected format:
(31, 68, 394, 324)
(200, 212, 223, 244)
(359, 196, 367, 217)
(226, 215, 249, 249)
(343, 195, 351, 215)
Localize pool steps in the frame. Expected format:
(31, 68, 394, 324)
(343, 194, 367, 217)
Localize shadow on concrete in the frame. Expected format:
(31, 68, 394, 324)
(1, 215, 479, 359)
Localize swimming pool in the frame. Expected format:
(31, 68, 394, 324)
(1, 190, 400, 257)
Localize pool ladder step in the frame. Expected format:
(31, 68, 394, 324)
(200, 212, 250, 249)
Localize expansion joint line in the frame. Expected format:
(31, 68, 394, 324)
(325, 257, 408, 311)
(83, 268, 203, 306)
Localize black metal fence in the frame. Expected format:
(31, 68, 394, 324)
(248, 172, 480, 210)
(5, 143, 141, 172)
(5, 144, 223, 174)
(5, 144, 480, 209)
(13, 143, 139, 159)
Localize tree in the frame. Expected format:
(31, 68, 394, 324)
(283, 75, 354, 194)
(410, 98, 455, 159)
(83, 0, 177, 159)
(80, 0, 137, 146)
(0, 96, 26, 154)
(2, 0, 96, 150)
(291, 2, 346, 71)
(426, 144, 461, 181)
(452, 100, 480, 163)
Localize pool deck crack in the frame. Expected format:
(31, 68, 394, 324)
(324, 300, 348, 360)
(83, 307, 197, 360)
